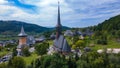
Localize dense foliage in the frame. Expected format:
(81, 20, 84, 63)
(22, 47, 31, 57)
(72, 40, 86, 49)
(28, 52, 120, 68)
(12, 47, 17, 57)
(78, 52, 120, 68)
(0, 51, 120, 68)
(0, 46, 3, 51)
(35, 42, 49, 55)
(0, 63, 8, 68)
(89, 15, 120, 40)
(8, 56, 26, 68)
(30, 53, 68, 68)
(93, 15, 120, 32)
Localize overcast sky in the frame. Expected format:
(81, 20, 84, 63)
(0, 0, 120, 27)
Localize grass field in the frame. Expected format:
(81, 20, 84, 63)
(23, 53, 38, 65)
(0, 50, 8, 57)
(48, 40, 53, 45)
(91, 40, 120, 51)
(0, 48, 14, 58)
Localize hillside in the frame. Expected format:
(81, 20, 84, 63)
(0, 20, 49, 35)
(93, 15, 120, 31)
(87, 14, 120, 40)
(0, 20, 70, 35)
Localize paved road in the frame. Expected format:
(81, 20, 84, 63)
(0, 52, 12, 64)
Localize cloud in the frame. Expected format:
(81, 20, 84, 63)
(0, 0, 7, 4)
(0, 0, 120, 27)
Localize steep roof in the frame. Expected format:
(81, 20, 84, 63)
(62, 39, 71, 52)
(18, 26, 27, 37)
(54, 35, 71, 52)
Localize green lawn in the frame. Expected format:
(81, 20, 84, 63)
(48, 40, 53, 46)
(0, 47, 13, 58)
(0, 50, 8, 57)
(0, 50, 38, 66)
(91, 40, 120, 51)
(23, 53, 38, 65)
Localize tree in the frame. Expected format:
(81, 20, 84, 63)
(22, 47, 31, 57)
(12, 47, 17, 57)
(76, 60, 89, 68)
(0, 63, 7, 68)
(31, 53, 68, 68)
(8, 56, 26, 68)
(0, 46, 3, 51)
(92, 57, 104, 68)
(97, 35, 108, 45)
(5, 43, 17, 48)
(72, 36, 79, 44)
(68, 57, 76, 68)
(29, 58, 41, 68)
(72, 40, 86, 49)
(116, 30, 120, 39)
(35, 42, 49, 55)
(47, 54, 68, 68)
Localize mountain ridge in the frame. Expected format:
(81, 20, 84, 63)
(0, 20, 70, 35)
(93, 14, 120, 31)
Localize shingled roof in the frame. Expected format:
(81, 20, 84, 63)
(54, 35, 71, 52)
(18, 26, 27, 37)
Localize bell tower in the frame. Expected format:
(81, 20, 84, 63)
(18, 26, 27, 46)
(17, 26, 27, 56)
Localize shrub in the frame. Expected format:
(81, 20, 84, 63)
(35, 42, 49, 55)
(97, 39, 107, 45)
(8, 56, 26, 68)
(22, 47, 31, 57)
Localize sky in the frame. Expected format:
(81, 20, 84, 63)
(0, 0, 120, 27)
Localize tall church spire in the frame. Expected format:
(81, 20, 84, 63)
(56, 1, 62, 39)
(57, 1, 61, 27)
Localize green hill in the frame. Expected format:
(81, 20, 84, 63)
(89, 14, 120, 40)
(0, 20, 50, 35)
(0, 20, 70, 35)
(93, 15, 120, 32)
